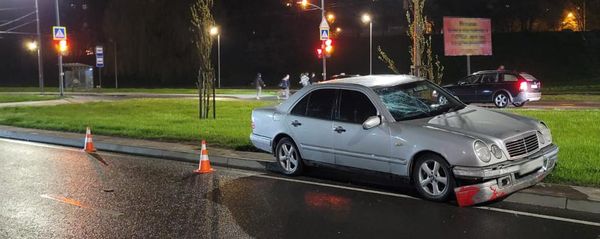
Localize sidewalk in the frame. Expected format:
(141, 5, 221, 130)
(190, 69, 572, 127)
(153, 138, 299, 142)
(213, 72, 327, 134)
(0, 125, 598, 213)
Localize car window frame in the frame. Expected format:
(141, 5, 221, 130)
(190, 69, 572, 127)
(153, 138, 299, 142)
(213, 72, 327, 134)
(334, 89, 379, 125)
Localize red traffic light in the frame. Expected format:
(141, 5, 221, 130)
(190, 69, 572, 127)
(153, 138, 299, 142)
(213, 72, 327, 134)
(316, 48, 323, 59)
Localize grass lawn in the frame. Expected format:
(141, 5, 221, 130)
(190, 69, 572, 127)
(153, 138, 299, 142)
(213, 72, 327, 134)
(0, 87, 277, 95)
(543, 84, 600, 95)
(541, 94, 600, 102)
(0, 94, 61, 103)
(0, 98, 597, 186)
(508, 109, 600, 187)
(0, 99, 274, 151)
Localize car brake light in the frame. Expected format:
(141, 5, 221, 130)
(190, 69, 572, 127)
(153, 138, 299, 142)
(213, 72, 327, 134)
(519, 81, 528, 91)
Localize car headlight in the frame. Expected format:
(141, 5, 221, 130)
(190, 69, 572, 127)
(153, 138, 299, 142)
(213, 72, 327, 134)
(538, 122, 552, 144)
(490, 144, 503, 159)
(474, 140, 491, 163)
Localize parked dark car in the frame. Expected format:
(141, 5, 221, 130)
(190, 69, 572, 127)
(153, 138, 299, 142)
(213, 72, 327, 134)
(443, 70, 542, 108)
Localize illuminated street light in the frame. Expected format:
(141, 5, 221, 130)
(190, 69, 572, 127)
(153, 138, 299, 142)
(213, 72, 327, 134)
(361, 14, 371, 24)
(58, 39, 68, 53)
(336, 27, 342, 33)
(361, 13, 373, 75)
(26, 41, 38, 51)
(209, 26, 219, 36)
(327, 13, 335, 23)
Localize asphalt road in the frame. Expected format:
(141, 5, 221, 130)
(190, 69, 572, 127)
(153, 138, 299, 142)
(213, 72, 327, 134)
(1, 138, 599, 239)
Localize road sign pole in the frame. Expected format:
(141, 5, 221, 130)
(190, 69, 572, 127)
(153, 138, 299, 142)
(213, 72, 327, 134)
(114, 42, 118, 88)
(369, 21, 373, 75)
(55, 0, 64, 97)
(466, 55, 471, 75)
(321, 0, 327, 81)
(34, 0, 44, 94)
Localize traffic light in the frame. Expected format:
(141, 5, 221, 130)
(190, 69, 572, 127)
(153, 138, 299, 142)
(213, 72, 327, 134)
(55, 39, 68, 55)
(316, 48, 323, 59)
(324, 39, 333, 57)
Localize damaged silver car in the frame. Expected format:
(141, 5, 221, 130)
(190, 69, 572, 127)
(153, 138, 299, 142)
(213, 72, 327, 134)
(250, 75, 558, 206)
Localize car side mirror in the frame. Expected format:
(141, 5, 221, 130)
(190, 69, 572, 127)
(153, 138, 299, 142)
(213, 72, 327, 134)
(362, 116, 382, 130)
(458, 81, 466, 85)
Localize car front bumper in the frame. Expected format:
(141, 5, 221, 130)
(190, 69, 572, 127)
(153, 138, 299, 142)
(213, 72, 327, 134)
(453, 144, 558, 207)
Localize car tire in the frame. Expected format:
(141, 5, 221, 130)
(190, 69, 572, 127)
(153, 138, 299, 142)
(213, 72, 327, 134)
(412, 154, 455, 202)
(275, 137, 304, 176)
(512, 102, 525, 107)
(493, 92, 510, 108)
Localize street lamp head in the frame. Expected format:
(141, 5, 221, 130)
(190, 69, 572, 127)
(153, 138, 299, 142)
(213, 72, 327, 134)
(26, 41, 38, 51)
(327, 13, 335, 22)
(209, 26, 219, 36)
(299, 0, 308, 8)
(361, 14, 372, 24)
(336, 27, 342, 33)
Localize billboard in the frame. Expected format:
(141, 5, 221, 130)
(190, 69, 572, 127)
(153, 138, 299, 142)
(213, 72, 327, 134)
(443, 17, 492, 56)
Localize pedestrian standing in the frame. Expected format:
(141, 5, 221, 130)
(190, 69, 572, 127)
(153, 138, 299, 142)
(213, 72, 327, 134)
(299, 73, 310, 87)
(309, 72, 317, 84)
(254, 73, 266, 100)
(278, 74, 290, 99)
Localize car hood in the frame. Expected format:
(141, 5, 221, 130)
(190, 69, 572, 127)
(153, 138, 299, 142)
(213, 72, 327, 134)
(425, 106, 537, 140)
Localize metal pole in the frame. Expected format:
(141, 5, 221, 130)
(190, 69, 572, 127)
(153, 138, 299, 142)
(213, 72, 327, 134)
(466, 55, 471, 75)
(114, 41, 118, 88)
(99, 68, 102, 88)
(55, 0, 64, 97)
(217, 34, 221, 88)
(321, 0, 326, 81)
(583, 0, 586, 32)
(369, 21, 373, 75)
(34, 0, 44, 94)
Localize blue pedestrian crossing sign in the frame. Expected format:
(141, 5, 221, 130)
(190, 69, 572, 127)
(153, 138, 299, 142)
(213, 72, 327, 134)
(52, 26, 67, 40)
(320, 29, 329, 40)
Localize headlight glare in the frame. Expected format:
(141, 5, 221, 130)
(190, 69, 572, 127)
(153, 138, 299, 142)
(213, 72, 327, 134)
(490, 144, 503, 159)
(474, 140, 491, 163)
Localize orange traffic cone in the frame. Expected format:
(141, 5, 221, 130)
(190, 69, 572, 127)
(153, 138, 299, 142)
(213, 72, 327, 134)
(83, 127, 96, 153)
(194, 140, 215, 174)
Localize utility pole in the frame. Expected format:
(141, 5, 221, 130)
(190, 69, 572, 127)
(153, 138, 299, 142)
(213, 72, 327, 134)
(369, 20, 373, 75)
(34, 0, 44, 93)
(114, 41, 118, 88)
(321, 0, 326, 81)
(55, 0, 64, 97)
(217, 33, 221, 88)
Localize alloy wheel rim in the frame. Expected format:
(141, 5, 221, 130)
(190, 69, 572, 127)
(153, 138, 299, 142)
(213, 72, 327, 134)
(278, 143, 298, 173)
(495, 94, 507, 107)
(418, 160, 448, 196)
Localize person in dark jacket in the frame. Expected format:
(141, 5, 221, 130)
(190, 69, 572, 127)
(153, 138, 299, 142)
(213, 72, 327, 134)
(254, 73, 266, 99)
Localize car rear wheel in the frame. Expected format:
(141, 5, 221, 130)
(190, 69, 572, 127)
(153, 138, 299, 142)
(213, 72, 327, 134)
(275, 137, 304, 176)
(412, 154, 455, 201)
(493, 92, 509, 108)
(512, 102, 525, 107)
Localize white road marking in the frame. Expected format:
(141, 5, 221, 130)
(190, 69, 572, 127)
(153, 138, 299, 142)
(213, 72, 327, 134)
(4, 138, 600, 227)
(0, 138, 83, 152)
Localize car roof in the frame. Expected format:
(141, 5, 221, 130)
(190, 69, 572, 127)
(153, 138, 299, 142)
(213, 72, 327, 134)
(473, 70, 520, 75)
(319, 74, 422, 88)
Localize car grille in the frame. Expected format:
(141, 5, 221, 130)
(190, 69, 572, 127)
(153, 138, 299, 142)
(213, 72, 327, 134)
(505, 134, 539, 158)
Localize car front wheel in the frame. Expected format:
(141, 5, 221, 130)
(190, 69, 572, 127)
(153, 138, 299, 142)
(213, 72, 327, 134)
(275, 137, 304, 176)
(493, 92, 509, 108)
(412, 154, 455, 201)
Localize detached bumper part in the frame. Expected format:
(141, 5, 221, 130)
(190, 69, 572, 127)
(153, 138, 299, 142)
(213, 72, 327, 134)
(453, 144, 558, 207)
(514, 92, 541, 103)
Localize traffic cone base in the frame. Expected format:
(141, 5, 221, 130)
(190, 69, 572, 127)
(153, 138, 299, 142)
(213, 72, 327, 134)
(194, 141, 214, 174)
(84, 127, 96, 153)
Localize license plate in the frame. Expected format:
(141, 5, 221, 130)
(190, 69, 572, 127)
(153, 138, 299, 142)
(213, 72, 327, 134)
(519, 157, 543, 175)
(531, 84, 538, 89)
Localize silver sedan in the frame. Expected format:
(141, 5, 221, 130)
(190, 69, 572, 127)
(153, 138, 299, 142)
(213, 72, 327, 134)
(250, 75, 558, 206)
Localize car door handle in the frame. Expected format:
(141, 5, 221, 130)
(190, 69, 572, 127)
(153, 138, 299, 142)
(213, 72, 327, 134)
(291, 120, 302, 127)
(334, 126, 346, 133)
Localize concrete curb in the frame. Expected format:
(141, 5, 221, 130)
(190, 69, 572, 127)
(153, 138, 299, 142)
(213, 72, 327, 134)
(1, 126, 599, 214)
(0, 128, 271, 172)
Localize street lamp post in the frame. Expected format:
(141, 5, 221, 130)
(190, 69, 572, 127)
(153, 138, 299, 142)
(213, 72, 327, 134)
(210, 27, 221, 88)
(362, 14, 372, 75)
(54, 0, 64, 97)
(34, 0, 44, 93)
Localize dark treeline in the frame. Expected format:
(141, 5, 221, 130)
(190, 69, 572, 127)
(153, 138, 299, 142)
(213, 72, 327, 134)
(1, 0, 599, 87)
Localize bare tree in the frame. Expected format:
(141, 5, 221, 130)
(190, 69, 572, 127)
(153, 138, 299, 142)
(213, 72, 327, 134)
(406, 0, 444, 84)
(190, 0, 215, 119)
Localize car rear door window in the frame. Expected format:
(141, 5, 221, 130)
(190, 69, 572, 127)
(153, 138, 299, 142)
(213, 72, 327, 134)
(502, 74, 518, 82)
(305, 89, 336, 120)
(291, 94, 310, 116)
(336, 90, 377, 124)
(464, 75, 480, 84)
